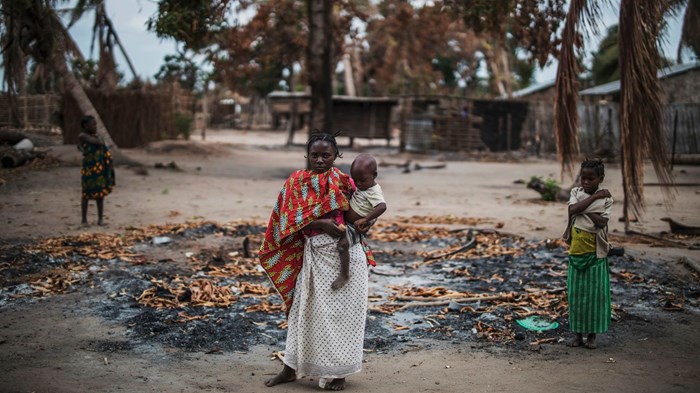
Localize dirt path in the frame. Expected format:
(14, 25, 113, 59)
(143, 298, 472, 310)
(1, 129, 699, 392)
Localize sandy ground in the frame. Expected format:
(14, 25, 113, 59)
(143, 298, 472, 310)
(0, 128, 699, 392)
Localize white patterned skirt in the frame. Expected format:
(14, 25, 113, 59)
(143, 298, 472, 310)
(283, 233, 369, 379)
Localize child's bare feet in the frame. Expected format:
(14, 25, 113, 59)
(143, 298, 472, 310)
(586, 334, 597, 349)
(264, 365, 296, 387)
(331, 274, 349, 290)
(324, 378, 346, 391)
(569, 333, 583, 347)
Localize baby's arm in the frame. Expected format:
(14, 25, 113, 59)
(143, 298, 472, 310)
(355, 202, 387, 231)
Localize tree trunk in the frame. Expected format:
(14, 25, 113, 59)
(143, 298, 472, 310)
(351, 41, 364, 96)
(307, 0, 333, 132)
(343, 53, 356, 96)
(50, 43, 117, 152)
(483, 41, 507, 97)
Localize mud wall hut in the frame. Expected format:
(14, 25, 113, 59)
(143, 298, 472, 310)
(266, 92, 397, 145)
(398, 95, 527, 153)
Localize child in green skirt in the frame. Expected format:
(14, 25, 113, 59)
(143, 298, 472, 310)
(563, 159, 613, 349)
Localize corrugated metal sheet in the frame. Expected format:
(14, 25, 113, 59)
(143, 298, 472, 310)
(580, 62, 700, 96)
(511, 79, 556, 98)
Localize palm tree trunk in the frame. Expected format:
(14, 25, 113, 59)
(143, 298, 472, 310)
(50, 33, 118, 152)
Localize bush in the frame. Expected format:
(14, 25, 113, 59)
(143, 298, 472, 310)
(174, 112, 193, 140)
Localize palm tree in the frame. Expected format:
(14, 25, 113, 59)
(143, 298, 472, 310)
(1, 0, 123, 157)
(66, 0, 139, 84)
(554, 0, 676, 227)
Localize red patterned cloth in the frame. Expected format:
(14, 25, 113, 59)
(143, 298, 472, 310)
(259, 167, 375, 312)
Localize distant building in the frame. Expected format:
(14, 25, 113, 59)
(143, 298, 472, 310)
(513, 62, 700, 157)
(510, 79, 556, 156)
(579, 62, 700, 156)
(580, 62, 700, 104)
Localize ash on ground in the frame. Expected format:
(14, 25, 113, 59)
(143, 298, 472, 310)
(1, 221, 698, 355)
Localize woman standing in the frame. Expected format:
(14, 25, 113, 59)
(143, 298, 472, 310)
(260, 132, 375, 391)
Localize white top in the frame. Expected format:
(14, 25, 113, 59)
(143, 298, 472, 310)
(568, 187, 613, 258)
(349, 184, 385, 217)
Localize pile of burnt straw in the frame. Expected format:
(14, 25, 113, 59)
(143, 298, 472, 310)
(1, 217, 697, 353)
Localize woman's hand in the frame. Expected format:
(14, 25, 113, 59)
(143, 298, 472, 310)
(309, 219, 345, 238)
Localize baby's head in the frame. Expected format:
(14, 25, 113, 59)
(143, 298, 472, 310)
(350, 154, 378, 191)
(580, 158, 605, 194)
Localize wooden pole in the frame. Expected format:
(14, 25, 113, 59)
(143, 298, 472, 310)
(507, 113, 512, 153)
(671, 109, 678, 169)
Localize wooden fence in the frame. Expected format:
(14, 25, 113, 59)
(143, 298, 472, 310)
(522, 101, 700, 157)
(63, 88, 194, 148)
(666, 103, 700, 155)
(0, 94, 61, 130)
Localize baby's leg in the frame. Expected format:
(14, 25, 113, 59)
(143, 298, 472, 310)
(332, 235, 350, 290)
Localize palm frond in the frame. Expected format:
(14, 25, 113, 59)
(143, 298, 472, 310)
(618, 0, 674, 221)
(554, 0, 616, 176)
(554, 0, 589, 176)
(679, 0, 700, 60)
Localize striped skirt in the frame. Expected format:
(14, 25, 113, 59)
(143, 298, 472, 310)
(567, 253, 611, 333)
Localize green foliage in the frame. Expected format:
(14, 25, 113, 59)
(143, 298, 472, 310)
(512, 57, 535, 89)
(528, 176, 561, 201)
(174, 112, 193, 140)
(432, 55, 458, 88)
(155, 53, 201, 91)
(147, 0, 232, 51)
(591, 25, 620, 85)
(541, 177, 561, 201)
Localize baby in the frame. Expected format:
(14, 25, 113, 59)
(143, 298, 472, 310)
(332, 154, 387, 290)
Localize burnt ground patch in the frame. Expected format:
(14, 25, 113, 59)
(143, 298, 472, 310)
(0, 221, 698, 355)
